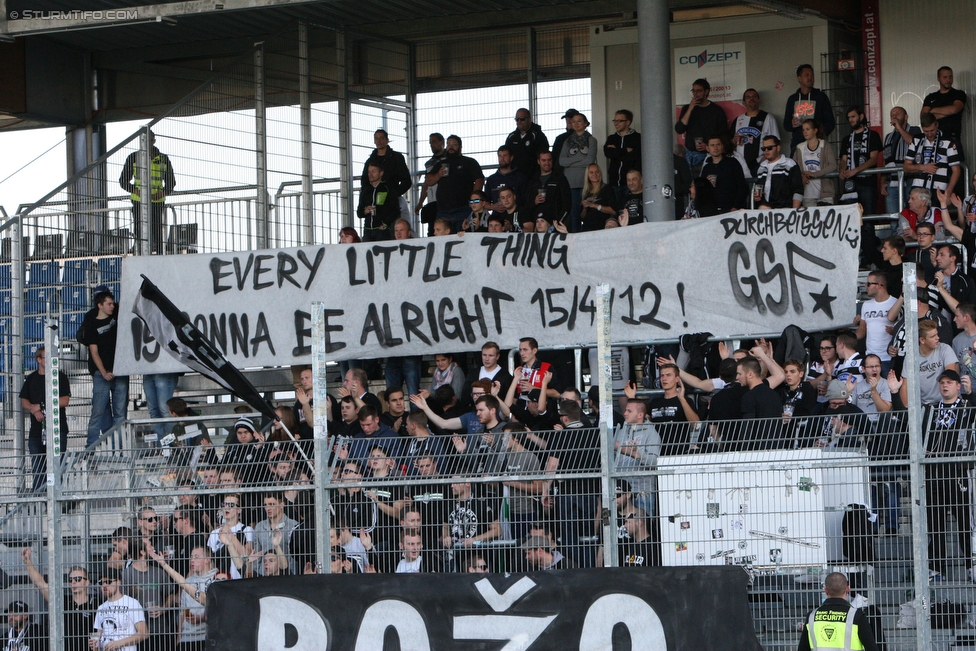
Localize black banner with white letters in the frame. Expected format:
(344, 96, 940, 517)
(206, 567, 763, 650)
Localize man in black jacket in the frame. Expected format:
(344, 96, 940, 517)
(524, 151, 571, 226)
(604, 109, 642, 206)
(360, 129, 412, 205)
(755, 136, 803, 209)
(506, 108, 550, 180)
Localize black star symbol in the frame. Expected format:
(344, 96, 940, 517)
(809, 284, 836, 319)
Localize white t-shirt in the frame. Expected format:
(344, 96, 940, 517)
(861, 296, 897, 360)
(94, 595, 145, 651)
(919, 343, 959, 405)
(180, 569, 216, 643)
(800, 140, 824, 200)
(208, 522, 255, 580)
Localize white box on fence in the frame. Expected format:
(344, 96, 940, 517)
(657, 448, 869, 568)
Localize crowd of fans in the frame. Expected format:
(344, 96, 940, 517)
(6, 63, 974, 650)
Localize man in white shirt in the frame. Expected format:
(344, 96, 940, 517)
(91, 570, 148, 651)
(207, 494, 254, 580)
(855, 271, 898, 377)
(464, 341, 512, 402)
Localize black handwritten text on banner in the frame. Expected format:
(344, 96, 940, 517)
(205, 567, 763, 651)
(115, 207, 859, 374)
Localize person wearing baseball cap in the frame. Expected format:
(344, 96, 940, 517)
(5, 599, 48, 651)
(923, 366, 976, 582)
(550, 109, 580, 176)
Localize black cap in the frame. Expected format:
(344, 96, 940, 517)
(615, 479, 632, 494)
(561, 109, 580, 119)
(939, 369, 962, 383)
(5, 601, 29, 614)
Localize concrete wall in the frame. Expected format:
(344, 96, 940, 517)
(879, 0, 975, 186)
(590, 14, 835, 162)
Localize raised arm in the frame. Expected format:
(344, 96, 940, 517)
(409, 394, 462, 431)
(21, 548, 49, 603)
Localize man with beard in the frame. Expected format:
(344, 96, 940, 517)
(434, 135, 484, 232)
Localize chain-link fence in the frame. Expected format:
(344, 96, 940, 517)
(3, 392, 976, 649)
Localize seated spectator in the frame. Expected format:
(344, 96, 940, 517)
(754, 135, 803, 209)
(489, 187, 524, 232)
(486, 212, 510, 233)
(897, 187, 940, 243)
(396, 529, 441, 573)
(462, 190, 491, 232)
(338, 226, 361, 244)
(683, 177, 718, 219)
(700, 135, 748, 213)
(525, 151, 571, 227)
(618, 505, 659, 567)
(806, 380, 866, 448)
(619, 169, 645, 225)
(578, 164, 617, 232)
(464, 553, 491, 573)
(485, 145, 527, 211)
(793, 118, 837, 207)
(432, 216, 453, 236)
(444, 477, 501, 557)
(523, 536, 576, 570)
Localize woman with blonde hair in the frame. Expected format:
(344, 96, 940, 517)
(578, 164, 617, 232)
(793, 118, 837, 207)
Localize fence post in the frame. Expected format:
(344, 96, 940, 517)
(11, 216, 24, 491)
(298, 23, 314, 246)
(311, 302, 332, 573)
(254, 42, 269, 249)
(596, 284, 618, 568)
(337, 32, 353, 230)
(44, 319, 63, 651)
(137, 128, 152, 255)
(902, 262, 932, 650)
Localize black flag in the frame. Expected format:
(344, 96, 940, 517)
(132, 275, 279, 423)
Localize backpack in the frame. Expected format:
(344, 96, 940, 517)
(680, 332, 718, 380)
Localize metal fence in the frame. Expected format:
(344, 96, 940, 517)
(4, 388, 976, 649)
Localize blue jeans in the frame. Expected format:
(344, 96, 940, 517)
(144, 373, 178, 443)
(385, 356, 422, 398)
(87, 374, 129, 447)
(437, 206, 470, 232)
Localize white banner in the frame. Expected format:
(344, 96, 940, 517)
(674, 42, 746, 104)
(115, 207, 861, 375)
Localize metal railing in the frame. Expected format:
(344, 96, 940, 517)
(0, 387, 971, 650)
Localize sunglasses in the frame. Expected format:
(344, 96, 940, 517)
(469, 199, 482, 204)
(68, 576, 86, 583)
(99, 579, 118, 585)
(761, 145, 777, 152)
(475, 564, 488, 569)
(141, 516, 157, 522)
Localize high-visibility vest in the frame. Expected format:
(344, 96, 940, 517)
(132, 154, 168, 203)
(807, 606, 863, 650)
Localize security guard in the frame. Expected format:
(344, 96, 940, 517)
(797, 572, 878, 651)
(118, 129, 176, 254)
